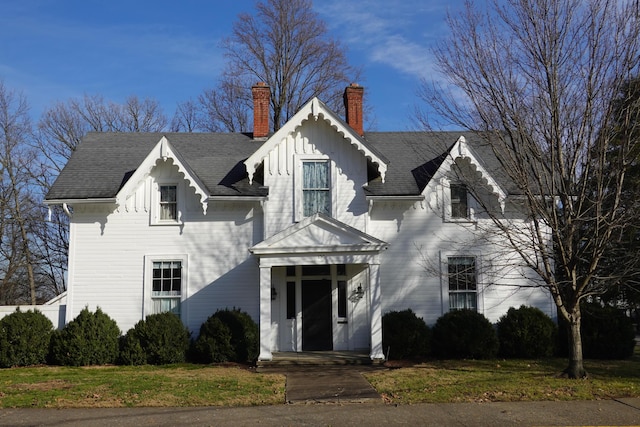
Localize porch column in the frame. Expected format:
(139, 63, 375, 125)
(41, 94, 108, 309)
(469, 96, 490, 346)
(369, 261, 384, 360)
(258, 264, 273, 361)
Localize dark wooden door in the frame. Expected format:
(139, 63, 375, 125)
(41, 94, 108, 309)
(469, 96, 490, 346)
(302, 279, 333, 351)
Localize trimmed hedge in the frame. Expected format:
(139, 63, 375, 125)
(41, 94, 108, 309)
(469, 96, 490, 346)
(432, 309, 499, 359)
(192, 309, 258, 363)
(497, 305, 557, 358)
(0, 308, 54, 368)
(49, 307, 120, 366)
(382, 309, 431, 360)
(212, 308, 258, 363)
(581, 302, 636, 359)
(191, 316, 235, 363)
(120, 312, 190, 365)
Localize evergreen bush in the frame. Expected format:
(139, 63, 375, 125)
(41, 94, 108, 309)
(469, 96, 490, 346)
(210, 308, 259, 363)
(497, 305, 557, 358)
(0, 308, 54, 368)
(49, 307, 120, 366)
(382, 309, 431, 360)
(581, 302, 636, 359)
(124, 312, 190, 365)
(118, 331, 147, 365)
(191, 316, 235, 363)
(431, 309, 499, 359)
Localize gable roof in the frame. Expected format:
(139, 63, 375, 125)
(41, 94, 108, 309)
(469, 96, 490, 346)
(249, 213, 388, 256)
(45, 132, 268, 202)
(244, 97, 388, 184)
(363, 131, 517, 196)
(45, 129, 517, 204)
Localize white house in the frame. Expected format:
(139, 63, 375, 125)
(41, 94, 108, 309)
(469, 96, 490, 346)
(43, 84, 554, 361)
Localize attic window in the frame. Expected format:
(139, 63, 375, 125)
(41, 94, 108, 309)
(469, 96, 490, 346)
(159, 185, 178, 220)
(450, 184, 468, 219)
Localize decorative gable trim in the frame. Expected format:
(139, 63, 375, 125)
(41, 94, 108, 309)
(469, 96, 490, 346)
(115, 136, 210, 214)
(432, 136, 507, 212)
(249, 213, 388, 256)
(244, 97, 388, 185)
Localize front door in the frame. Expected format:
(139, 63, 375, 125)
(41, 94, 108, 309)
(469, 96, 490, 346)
(301, 279, 333, 350)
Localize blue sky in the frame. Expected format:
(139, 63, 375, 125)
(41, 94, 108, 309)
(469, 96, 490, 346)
(0, 0, 459, 131)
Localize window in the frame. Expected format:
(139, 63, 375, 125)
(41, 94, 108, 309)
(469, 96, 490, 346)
(286, 281, 296, 319)
(159, 185, 178, 221)
(302, 161, 330, 216)
(152, 261, 182, 315)
(448, 256, 477, 311)
(337, 280, 347, 318)
(450, 183, 468, 219)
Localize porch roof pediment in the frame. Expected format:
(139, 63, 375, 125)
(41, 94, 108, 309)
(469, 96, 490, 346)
(249, 213, 388, 256)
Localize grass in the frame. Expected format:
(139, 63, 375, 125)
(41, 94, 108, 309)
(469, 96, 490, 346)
(364, 356, 640, 404)
(0, 355, 638, 408)
(0, 364, 285, 408)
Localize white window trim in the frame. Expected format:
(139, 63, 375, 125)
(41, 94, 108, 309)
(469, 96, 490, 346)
(150, 180, 185, 225)
(442, 181, 477, 223)
(440, 251, 484, 314)
(143, 254, 188, 320)
(294, 154, 336, 221)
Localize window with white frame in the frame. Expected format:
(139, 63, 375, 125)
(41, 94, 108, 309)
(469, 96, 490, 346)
(159, 184, 178, 221)
(151, 260, 182, 315)
(448, 256, 477, 311)
(450, 183, 469, 219)
(302, 161, 331, 217)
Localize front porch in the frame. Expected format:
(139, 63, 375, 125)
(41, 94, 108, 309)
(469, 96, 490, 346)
(249, 214, 389, 362)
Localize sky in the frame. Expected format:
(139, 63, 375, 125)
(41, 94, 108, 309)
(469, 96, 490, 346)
(0, 0, 460, 131)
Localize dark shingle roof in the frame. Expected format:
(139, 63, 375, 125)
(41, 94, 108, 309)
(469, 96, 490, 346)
(45, 131, 515, 201)
(364, 131, 515, 196)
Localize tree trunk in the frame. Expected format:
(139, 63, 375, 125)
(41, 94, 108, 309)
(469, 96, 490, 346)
(564, 306, 587, 378)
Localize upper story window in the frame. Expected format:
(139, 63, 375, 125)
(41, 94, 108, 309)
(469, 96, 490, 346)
(450, 183, 469, 219)
(302, 161, 330, 217)
(159, 185, 178, 221)
(448, 256, 477, 311)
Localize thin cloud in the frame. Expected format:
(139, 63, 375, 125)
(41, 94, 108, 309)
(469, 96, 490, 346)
(319, 0, 448, 79)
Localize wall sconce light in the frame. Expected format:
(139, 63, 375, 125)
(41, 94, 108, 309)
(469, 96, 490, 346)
(271, 287, 277, 300)
(354, 284, 364, 300)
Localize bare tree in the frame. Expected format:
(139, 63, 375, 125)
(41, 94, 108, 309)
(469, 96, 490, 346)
(0, 82, 38, 304)
(198, 0, 360, 132)
(419, 0, 640, 378)
(32, 93, 168, 301)
(170, 99, 200, 132)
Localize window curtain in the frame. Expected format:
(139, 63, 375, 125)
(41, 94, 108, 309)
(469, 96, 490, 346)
(303, 161, 330, 216)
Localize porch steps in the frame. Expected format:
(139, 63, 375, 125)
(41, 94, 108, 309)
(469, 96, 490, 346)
(256, 351, 377, 369)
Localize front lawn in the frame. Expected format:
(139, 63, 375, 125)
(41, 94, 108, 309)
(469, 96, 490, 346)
(364, 356, 640, 404)
(0, 365, 285, 408)
(0, 355, 638, 408)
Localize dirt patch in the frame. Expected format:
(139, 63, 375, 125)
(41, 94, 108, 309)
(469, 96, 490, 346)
(14, 379, 73, 392)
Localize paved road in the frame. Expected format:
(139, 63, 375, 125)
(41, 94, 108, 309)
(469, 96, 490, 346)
(1, 398, 640, 426)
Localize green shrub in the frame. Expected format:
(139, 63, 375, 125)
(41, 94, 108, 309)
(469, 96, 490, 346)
(0, 308, 54, 368)
(382, 309, 431, 360)
(118, 331, 147, 365)
(49, 307, 120, 366)
(497, 305, 557, 358)
(123, 312, 190, 365)
(431, 309, 499, 359)
(191, 316, 235, 363)
(210, 308, 259, 363)
(581, 302, 636, 359)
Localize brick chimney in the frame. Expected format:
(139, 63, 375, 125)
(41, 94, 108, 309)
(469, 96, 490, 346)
(252, 82, 270, 138)
(343, 83, 364, 136)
